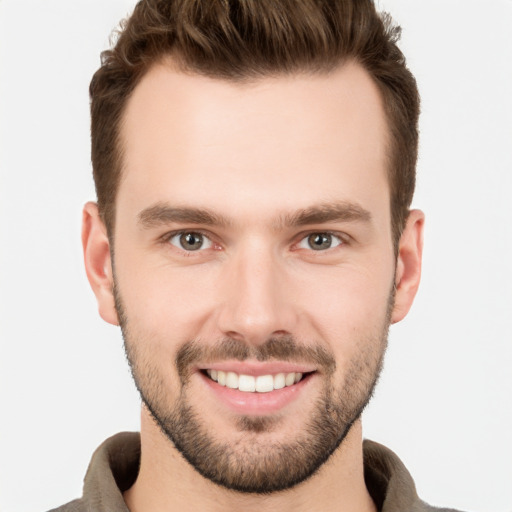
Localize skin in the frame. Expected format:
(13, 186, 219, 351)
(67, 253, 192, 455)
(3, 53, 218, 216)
(83, 61, 424, 512)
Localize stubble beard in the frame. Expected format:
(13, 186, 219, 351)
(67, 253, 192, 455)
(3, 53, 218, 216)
(115, 285, 392, 494)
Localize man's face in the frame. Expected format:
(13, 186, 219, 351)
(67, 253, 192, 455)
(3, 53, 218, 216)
(110, 62, 398, 492)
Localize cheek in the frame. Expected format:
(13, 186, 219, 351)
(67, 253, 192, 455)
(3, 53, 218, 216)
(116, 263, 218, 397)
(289, 263, 394, 354)
(115, 255, 222, 342)
(295, 260, 393, 316)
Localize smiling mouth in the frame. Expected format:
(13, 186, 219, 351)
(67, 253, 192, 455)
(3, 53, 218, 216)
(203, 369, 311, 393)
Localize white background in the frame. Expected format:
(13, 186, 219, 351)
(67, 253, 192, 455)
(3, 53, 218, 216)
(0, 1, 511, 511)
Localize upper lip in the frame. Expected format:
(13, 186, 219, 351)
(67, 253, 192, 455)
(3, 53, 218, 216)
(196, 360, 316, 376)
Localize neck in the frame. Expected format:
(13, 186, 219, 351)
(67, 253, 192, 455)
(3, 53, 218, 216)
(124, 408, 376, 512)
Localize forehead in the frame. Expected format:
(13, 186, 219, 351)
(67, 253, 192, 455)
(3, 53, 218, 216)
(118, 61, 390, 225)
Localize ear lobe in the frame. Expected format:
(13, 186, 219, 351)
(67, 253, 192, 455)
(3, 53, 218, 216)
(391, 209, 425, 324)
(82, 202, 119, 326)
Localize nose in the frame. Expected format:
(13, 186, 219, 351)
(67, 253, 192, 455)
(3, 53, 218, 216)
(216, 242, 299, 345)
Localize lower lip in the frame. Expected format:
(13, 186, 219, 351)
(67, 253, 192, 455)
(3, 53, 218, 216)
(199, 372, 313, 415)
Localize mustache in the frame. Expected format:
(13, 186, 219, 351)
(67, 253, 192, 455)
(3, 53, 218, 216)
(176, 335, 336, 379)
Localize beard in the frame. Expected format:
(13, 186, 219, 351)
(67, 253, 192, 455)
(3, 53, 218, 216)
(115, 285, 392, 494)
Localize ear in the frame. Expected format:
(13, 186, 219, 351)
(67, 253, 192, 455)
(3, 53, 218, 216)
(391, 209, 425, 324)
(82, 202, 119, 326)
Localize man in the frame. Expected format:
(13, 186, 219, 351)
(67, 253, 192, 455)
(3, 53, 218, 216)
(52, 1, 461, 510)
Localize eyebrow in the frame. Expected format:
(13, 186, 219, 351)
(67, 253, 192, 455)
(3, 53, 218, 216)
(138, 203, 232, 228)
(276, 201, 372, 229)
(137, 200, 371, 230)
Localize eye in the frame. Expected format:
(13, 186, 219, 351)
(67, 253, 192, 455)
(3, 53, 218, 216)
(168, 231, 213, 251)
(297, 232, 344, 251)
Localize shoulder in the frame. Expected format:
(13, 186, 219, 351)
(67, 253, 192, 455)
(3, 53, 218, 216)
(46, 432, 139, 512)
(363, 440, 466, 512)
(47, 499, 85, 512)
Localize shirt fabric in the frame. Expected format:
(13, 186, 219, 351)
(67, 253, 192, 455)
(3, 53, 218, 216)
(49, 432, 462, 512)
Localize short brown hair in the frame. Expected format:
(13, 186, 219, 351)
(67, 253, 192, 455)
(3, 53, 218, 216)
(90, 0, 420, 247)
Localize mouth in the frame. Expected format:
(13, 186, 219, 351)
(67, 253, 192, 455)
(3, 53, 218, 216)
(197, 363, 316, 415)
(203, 369, 309, 393)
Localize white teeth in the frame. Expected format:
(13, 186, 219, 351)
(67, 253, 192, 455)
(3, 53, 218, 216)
(273, 373, 286, 390)
(238, 374, 256, 392)
(206, 369, 306, 392)
(285, 372, 296, 386)
(255, 374, 274, 393)
(225, 371, 239, 389)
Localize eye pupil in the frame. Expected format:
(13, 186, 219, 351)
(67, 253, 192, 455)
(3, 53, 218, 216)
(180, 232, 203, 251)
(308, 233, 332, 250)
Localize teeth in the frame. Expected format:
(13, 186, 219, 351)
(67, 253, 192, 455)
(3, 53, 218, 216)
(239, 374, 256, 392)
(255, 374, 273, 393)
(225, 371, 239, 389)
(285, 372, 296, 386)
(206, 370, 305, 392)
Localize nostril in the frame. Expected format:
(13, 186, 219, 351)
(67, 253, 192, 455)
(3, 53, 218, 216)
(272, 329, 290, 337)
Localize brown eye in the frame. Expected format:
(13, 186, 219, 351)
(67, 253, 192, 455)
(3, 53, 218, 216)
(298, 233, 343, 251)
(169, 232, 212, 251)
